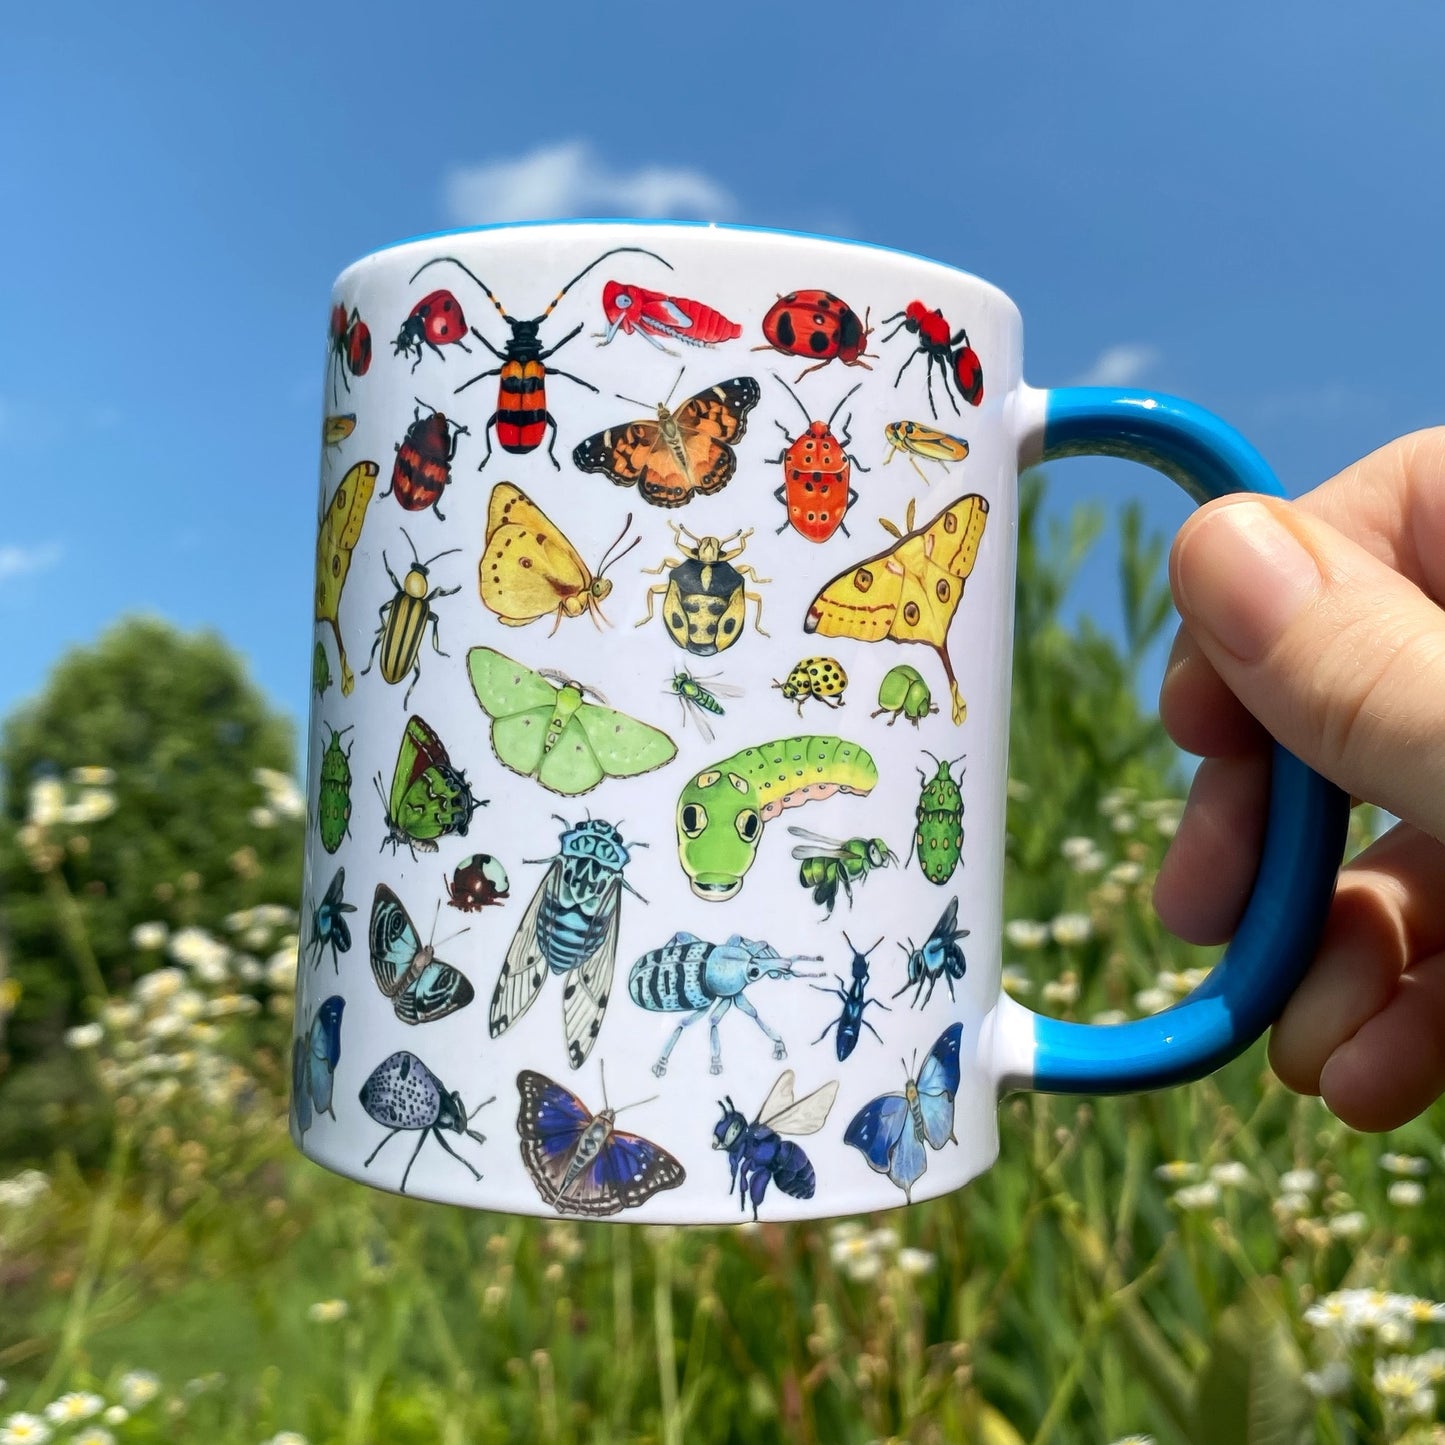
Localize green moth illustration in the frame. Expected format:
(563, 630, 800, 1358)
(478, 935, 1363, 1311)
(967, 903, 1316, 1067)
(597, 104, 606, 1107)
(467, 646, 678, 796)
(675, 735, 878, 901)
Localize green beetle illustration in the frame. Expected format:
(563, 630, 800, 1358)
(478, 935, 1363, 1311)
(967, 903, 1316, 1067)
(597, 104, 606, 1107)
(911, 752, 964, 885)
(872, 664, 938, 727)
(312, 640, 333, 698)
(773, 656, 847, 716)
(676, 734, 878, 901)
(316, 723, 355, 854)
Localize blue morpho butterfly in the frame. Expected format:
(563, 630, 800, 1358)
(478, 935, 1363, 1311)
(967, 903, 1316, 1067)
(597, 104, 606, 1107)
(292, 995, 345, 1137)
(369, 884, 475, 1024)
(305, 865, 358, 972)
(516, 1065, 686, 1217)
(843, 1021, 963, 1203)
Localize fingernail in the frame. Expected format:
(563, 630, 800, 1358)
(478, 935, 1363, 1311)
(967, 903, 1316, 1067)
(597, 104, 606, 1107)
(1175, 501, 1322, 663)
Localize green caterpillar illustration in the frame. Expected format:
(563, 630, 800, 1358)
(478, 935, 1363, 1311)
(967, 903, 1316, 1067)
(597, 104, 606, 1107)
(676, 735, 878, 902)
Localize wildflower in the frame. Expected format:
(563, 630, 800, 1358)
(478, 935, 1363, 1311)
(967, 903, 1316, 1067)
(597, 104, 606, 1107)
(1098, 787, 1138, 817)
(1209, 1161, 1249, 1189)
(1090, 1009, 1128, 1026)
(65, 1023, 103, 1050)
(74, 1430, 114, 1445)
(1389, 1180, 1426, 1207)
(1108, 861, 1143, 885)
(1171, 1181, 1221, 1211)
(1374, 1355, 1436, 1418)
(1400, 1298, 1445, 1325)
(1041, 972, 1080, 1007)
(168, 928, 230, 975)
(1154, 1161, 1201, 1184)
(266, 940, 300, 990)
(1133, 987, 1173, 1015)
(1061, 835, 1102, 865)
(843, 1253, 882, 1283)
(102, 1000, 140, 1030)
(896, 1247, 935, 1277)
(1381, 1153, 1430, 1177)
(26, 779, 65, 828)
(1006, 778, 1032, 800)
(828, 1221, 864, 1244)
(135, 968, 186, 1004)
(866, 1226, 899, 1253)
(1050, 913, 1093, 946)
(1004, 920, 1049, 950)
(249, 806, 277, 828)
(254, 768, 305, 819)
(60, 790, 116, 824)
(44, 1393, 104, 1423)
(69, 766, 116, 786)
(1302, 1360, 1352, 1399)
(1327, 1211, 1368, 1240)
(1001, 965, 1033, 996)
(0, 1413, 52, 1444)
(0, 1170, 51, 1209)
(101, 1407, 128, 1425)
(1107, 1437, 1154, 1445)
(1280, 1168, 1320, 1194)
(130, 921, 168, 951)
(264, 1435, 310, 1445)
(1272, 1192, 1312, 1222)
(307, 1299, 349, 1323)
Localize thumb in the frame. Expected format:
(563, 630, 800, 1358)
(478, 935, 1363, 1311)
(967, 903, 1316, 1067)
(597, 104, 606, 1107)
(1171, 494, 1445, 844)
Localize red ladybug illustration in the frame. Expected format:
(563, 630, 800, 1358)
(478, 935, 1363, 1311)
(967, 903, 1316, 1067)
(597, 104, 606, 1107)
(880, 301, 984, 417)
(767, 378, 867, 542)
(328, 304, 372, 406)
(381, 400, 469, 521)
(753, 290, 876, 382)
(393, 290, 473, 371)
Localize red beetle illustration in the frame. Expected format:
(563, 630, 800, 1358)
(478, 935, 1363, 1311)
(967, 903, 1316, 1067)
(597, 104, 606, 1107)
(407, 247, 671, 470)
(596, 281, 741, 353)
(752, 290, 875, 383)
(880, 301, 984, 418)
(393, 290, 473, 371)
(380, 400, 469, 521)
(767, 378, 868, 542)
(328, 304, 372, 406)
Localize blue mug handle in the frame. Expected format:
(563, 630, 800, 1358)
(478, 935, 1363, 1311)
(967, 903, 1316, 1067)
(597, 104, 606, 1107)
(995, 386, 1351, 1095)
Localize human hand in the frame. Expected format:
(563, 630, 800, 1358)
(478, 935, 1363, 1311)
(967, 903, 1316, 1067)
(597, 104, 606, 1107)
(1156, 428, 1445, 1130)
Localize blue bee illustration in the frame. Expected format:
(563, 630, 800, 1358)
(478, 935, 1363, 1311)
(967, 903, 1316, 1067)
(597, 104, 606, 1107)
(893, 897, 968, 1008)
(491, 817, 645, 1069)
(844, 1022, 963, 1203)
(359, 1050, 494, 1194)
(812, 933, 890, 1060)
(628, 932, 823, 1077)
(291, 995, 344, 1137)
(517, 1065, 686, 1216)
(305, 866, 357, 972)
(713, 1069, 839, 1220)
(368, 884, 475, 1024)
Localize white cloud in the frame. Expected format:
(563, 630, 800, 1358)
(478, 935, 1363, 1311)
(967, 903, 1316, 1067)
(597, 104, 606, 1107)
(1071, 344, 1161, 388)
(0, 542, 63, 583)
(445, 141, 736, 226)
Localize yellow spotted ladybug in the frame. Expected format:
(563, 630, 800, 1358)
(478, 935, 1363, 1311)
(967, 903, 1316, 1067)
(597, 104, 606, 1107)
(773, 656, 848, 716)
(637, 524, 769, 656)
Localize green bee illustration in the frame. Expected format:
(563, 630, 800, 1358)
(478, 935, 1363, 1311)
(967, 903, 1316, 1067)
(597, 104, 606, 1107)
(787, 828, 899, 916)
(911, 753, 964, 885)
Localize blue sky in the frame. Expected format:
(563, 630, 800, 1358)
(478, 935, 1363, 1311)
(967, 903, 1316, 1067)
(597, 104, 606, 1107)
(3, 1, 1442, 746)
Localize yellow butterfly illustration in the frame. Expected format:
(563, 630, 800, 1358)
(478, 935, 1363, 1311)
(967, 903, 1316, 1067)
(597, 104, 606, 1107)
(803, 493, 989, 723)
(479, 482, 639, 634)
(315, 459, 378, 695)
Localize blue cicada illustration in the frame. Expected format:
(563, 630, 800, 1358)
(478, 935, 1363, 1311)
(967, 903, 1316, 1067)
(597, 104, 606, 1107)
(490, 818, 645, 1069)
(628, 932, 823, 1077)
(291, 995, 344, 1138)
(893, 896, 968, 1008)
(713, 1069, 838, 1220)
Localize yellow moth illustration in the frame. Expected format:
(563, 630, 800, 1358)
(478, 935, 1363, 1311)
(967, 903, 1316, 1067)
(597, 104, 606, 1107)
(315, 459, 378, 695)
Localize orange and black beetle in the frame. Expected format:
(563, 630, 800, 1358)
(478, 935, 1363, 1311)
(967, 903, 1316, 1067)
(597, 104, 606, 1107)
(767, 378, 867, 542)
(381, 400, 469, 521)
(753, 290, 875, 383)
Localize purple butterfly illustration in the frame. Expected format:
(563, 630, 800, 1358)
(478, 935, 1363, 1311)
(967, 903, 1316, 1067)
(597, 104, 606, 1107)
(516, 1067, 686, 1216)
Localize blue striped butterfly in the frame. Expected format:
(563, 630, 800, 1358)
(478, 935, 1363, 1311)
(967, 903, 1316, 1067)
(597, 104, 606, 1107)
(305, 865, 357, 972)
(369, 884, 475, 1025)
(843, 1022, 962, 1202)
(292, 995, 344, 1137)
(491, 818, 644, 1068)
(516, 1067, 685, 1216)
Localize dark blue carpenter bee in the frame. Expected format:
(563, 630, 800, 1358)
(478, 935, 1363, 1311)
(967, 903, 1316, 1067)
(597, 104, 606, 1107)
(893, 896, 968, 1008)
(358, 1050, 494, 1194)
(305, 866, 357, 972)
(713, 1069, 839, 1220)
(291, 995, 344, 1137)
(812, 933, 890, 1060)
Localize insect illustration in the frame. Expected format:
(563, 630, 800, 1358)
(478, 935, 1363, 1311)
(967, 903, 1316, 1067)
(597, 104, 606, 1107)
(714, 1069, 839, 1220)
(882, 421, 970, 484)
(596, 280, 741, 353)
(327, 303, 372, 406)
(787, 828, 898, 915)
(773, 656, 848, 716)
(376, 714, 483, 857)
(314, 459, 378, 696)
(393, 289, 471, 370)
(913, 753, 965, 885)
(479, 483, 639, 633)
(380, 400, 468, 521)
(359, 1050, 494, 1195)
(467, 646, 677, 796)
(804, 493, 990, 724)
(491, 817, 643, 1069)
(312, 640, 332, 697)
(895, 897, 968, 1008)
(369, 884, 475, 1025)
(323, 413, 357, 448)
(305, 866, 357, 971)
(360, 530, 462, 708)
(768, 378, 867, 542)
(316, 723, 355, 854)
(517, 1065, 686, 1216)
(666, 669, 740, 743)
(410, 246, 670, 469)
(573, 372, 761, 508)
(628, 933, 823, 1077)
(873, 664, 938, 727)
(844, 1022, 963, 1202)
(812, 933, 890, 1060)
(676, 735, 878, 901)
(880, 303, 984, 418)
(753, 290, 876, 382)
(291, 995, 344, 1138)
(446, 853, 510, 912)
(637, 525, 769, 657)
